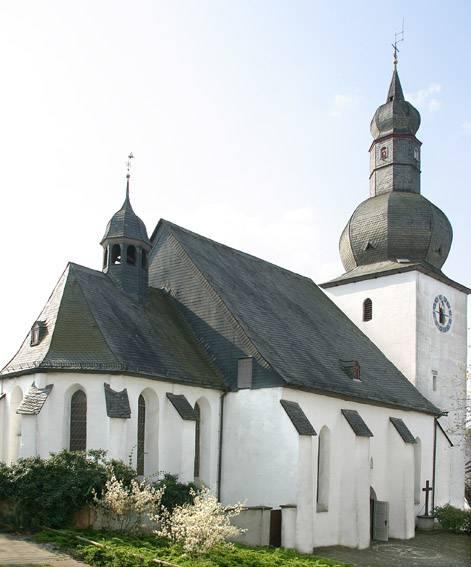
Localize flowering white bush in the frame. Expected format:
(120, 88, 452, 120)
(156, 487, 245, 555)
(93, 474, 164, 532)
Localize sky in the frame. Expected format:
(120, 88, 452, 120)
(0, 0, 469, 367)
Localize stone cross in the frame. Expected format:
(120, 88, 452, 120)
(422, 480, 433, 516)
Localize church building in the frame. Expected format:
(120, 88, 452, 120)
(0, 62, 468, 551)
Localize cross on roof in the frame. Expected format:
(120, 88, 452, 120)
(126, 152, 134, 180)
(392, 19, 405, 67)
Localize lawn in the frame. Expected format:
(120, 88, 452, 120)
(34, 529, 350, 567)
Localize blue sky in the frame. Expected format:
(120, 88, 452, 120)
(0, 1, 469, 365)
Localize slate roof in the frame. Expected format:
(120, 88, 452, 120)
(1, 263, 224, 389)
(280, 400, 317, 436)
(101, 190, 150, 245)
(166, 393, 197, 420)
(389, 417, 416, 444)
(155, 220, 441, 415)
(104, 383, 131, 418)
(338, 192, 453, 272)
(341, 409, 373, 437)
(321, 259, 471, 294)
(17, 383, 53, 415)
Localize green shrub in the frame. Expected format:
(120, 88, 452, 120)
(0, 450, 136, 529)
(153, 473, 198, 512)
(434, 504, 471, 534)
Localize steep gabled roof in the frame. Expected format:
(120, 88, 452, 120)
(154, 220, 440, 415)
(1, 263, 224, 389)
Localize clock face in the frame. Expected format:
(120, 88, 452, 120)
(432, 295, 452, 333)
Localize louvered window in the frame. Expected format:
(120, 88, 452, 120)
(137, 395, 146, 476)
(70, 390, 87, 451)
(194, 403, 201, 479)
(363, 298, 373, 322)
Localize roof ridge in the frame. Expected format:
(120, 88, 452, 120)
(156, 219, 314, 283)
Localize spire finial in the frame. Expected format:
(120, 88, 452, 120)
(125, 152, 134, 200)
(392, 19, 405, 68)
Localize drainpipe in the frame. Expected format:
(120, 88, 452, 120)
(217, 391, 228, 502)
(432, 417, 437, 513)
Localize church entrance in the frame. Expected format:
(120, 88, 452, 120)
(370, 487, 389, 542)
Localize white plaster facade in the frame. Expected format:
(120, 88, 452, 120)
(0, 369, 451, 551)
(325, 270, 468, 508)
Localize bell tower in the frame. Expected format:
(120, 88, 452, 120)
(321, 56, 470, 509)
(101, 154, 151, 304)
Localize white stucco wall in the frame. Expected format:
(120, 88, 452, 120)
(221, 386, 436, 549)
(0, 372, 222, 491)
(325, 270, 468, 508)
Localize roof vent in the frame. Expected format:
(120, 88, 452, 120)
(340, 360, 361, 381)
(30, 321, 47, 347)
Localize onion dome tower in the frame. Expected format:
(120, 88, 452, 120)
(338, 62, 452, 274)
(101, 155, 151, 303)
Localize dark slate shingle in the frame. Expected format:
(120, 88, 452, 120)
(104, 383, 131, 418)
(152, 220, 440, 415)
(341, 409, 373, 437)
(17, 383, 53, 415)
(389, 417, 416, 444)
(280, 400, 316, 436)
(166, 393, 197, 420)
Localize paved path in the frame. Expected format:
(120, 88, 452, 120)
(318, 530, 471, 567)
(0, 532, 88, 566)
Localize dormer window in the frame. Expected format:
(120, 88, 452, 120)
(340, 360, 361, 381)
(30, 321, 46, 346)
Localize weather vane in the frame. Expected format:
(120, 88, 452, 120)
(126, 152, 134, 180)
(392, 19, 405, 67)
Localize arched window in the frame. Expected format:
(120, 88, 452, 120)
(414, 438, 421, 505)
(363, 298, 373, 322)
(141, 250, 147, 269)
(137, 394, 146, 476)
(316, 426, 330, 512)
(194, 403, 201, 480)
(111, 244, 122, 265)
(70, 390, 87, 451)
(103, 247, 108, 269)
(127, 245, 136, 265)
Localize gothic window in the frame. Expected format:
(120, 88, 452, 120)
(141, 250, 147, 269)
(316, 426, 330, 512)
(194, 403, 201, 479)
(380, 146, 388, 160)
(137, 395, 146, 476)
(127, 245, 136, 265)
(103, 247, 109, 269)
(70, 390, 87, 451)
(111, 244, 122, 265)
(414, 438, 422, 505)
(363, 298, 373, 322)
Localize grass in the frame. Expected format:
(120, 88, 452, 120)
(34, 529, 350, 567)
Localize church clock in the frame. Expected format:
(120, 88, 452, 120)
(433, 295, 452, 333)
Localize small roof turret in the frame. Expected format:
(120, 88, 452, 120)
(101, 179, 150, 246)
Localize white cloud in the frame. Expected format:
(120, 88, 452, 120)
(330, 94, 354, 117)
(406, 83, 442, 112)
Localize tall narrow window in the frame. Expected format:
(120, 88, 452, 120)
(70, 390, 87, 451)
(363, 298, 373, 322)
(103, 247, 109, 269)
(127, 245, 136, 265)
(316, 426, 330, 512)
(141, 250, 147, 269)
(194, 403, 201, 479)
(137, 395, 146, 476)
(111, 244, 122, 265)
(414, 438, 422, 505)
